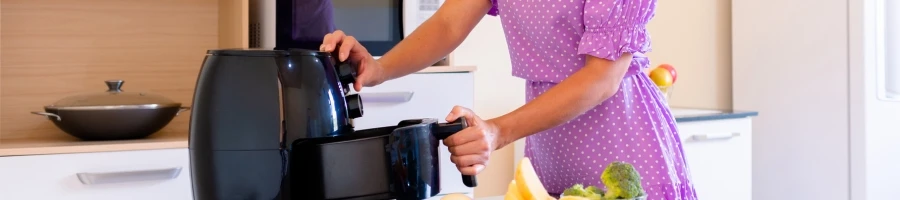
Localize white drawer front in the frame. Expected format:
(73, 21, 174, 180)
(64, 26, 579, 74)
(0, 148, 193, 200)
(677, 118, 753, 200)
(351, 72, 475, 195)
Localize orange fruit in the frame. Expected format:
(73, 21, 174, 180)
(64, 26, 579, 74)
(657, 64, 677, 83)
(649, 67, 674, 87)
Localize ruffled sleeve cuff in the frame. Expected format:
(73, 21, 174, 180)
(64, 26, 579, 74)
(487, 0, 499, 16)
(576, 26, 652, 61)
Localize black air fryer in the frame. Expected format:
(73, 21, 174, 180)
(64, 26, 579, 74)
(188, 48, 476, 200)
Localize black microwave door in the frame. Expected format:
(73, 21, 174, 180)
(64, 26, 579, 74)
(274, 0, 403, 56)
(332, 0, 403, 56)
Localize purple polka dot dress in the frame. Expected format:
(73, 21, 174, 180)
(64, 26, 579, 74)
(485, 0, 697, 199)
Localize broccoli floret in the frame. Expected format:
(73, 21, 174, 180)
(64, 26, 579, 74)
(563, 184, 604, 200)
(585, 185, 605, 196)
(600, 161, 646, 199)
(563, 184, 588, 196)
(585, 193, 603, 200)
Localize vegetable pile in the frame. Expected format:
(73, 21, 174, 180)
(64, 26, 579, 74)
(561, 161, 646, 200)
(502, 159, 646, 200)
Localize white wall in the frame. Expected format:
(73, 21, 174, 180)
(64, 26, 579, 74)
(645, 0, 733, 110)
(733, 0, 850, 199)
(850, 0, 900, 199)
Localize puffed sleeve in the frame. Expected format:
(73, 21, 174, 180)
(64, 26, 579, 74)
(577, 0, 656, 61)
(486, 0, 499, 16)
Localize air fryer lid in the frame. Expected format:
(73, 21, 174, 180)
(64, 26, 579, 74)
(47, 80, 181, 110)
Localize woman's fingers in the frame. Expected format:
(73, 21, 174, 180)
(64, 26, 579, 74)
(336, 36, 358, 62)
(445, 130, 488, 154)
(443, 105, 492, 176)
(354, 59, 369, 91)
(458, 164, 486, 176)
(320, 30, 346, 52)
(450, 153, 490, 167)
(446, 106, 478, 125)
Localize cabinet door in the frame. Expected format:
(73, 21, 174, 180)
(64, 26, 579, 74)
(0, 148, 193, 200)
(350, 72, 475, 195)
(677, 118, 753, 200)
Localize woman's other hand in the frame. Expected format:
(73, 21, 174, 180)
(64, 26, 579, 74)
(443, 106, 505, 176)
(320, 30, 387, 91)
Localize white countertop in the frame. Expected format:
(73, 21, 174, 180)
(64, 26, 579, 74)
(475, 196, 504, 200)
(416, 66, 477, 73)
(669, 108, 725, 116)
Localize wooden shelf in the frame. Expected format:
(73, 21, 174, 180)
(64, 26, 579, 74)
(0, 0, 247, 156)
(0, 126, 189, 157)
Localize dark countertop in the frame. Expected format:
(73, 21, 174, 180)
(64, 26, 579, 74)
(670, 108, 759, 123)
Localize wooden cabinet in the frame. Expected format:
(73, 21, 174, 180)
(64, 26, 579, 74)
(350, 72, 477, 198)
(0, 149, 193, 200)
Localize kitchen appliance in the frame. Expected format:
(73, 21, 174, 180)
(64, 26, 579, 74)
(252, 0, 445, 58)
(188, 48, 475, 200)
(30, 80, 190, 140)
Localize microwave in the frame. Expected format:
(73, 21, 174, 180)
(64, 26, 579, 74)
(250, 0, 445, 58)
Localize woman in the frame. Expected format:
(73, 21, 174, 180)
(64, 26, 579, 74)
(320, 0, 696, 199)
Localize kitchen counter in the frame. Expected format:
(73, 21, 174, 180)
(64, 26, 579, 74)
(0, 94, 750, 157)
(0, 129, 188, 157)
(416, 66, 477, 73)
(670, 107, 759, 122)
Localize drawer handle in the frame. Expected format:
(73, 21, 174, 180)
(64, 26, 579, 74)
(358, 92, 414, 103)
(76, 167, 182, 185)
(690, 132, 741, 141)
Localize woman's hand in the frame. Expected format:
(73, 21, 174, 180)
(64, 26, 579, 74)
(320, 30, 387, 91)
(443, 106, 506, 176)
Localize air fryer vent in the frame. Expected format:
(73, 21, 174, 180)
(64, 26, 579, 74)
(250, 22, 261, 48)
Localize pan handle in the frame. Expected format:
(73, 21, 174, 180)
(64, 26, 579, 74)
(31, 111, 61, 121)
(176, 107, 192, 116)
(434, 117, 478, 188)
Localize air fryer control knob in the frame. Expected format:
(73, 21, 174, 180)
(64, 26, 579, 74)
(337, 62, 357, 89)
(346, 94, 363, 119)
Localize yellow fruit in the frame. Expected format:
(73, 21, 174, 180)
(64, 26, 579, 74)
(441, 193, 472, 200)
(649, 67, 674, 87)
(559, 196, 590, 200)
(515, 157, 551, 200)
(504, 180, 525, 200)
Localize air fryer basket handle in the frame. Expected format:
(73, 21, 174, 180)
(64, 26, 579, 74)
(434, 117, 478, 188)
(433, 117, 467, 139)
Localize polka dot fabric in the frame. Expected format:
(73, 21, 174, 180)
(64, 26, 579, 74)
(486, 0, 697, 199)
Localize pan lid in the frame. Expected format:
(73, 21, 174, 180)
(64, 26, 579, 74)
(47, 80, 181, 110)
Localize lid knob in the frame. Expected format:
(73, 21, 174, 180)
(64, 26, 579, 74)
(105, 80, 124, 92)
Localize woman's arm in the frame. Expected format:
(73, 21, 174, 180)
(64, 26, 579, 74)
(442, 54, 634, 175)
(491, 54, 634, 147)
(378, 0, 493, 80)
